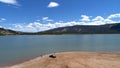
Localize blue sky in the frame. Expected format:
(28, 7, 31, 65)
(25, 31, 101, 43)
(0, 0, 120, 32)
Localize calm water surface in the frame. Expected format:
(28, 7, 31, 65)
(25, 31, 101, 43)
(0, 34, 120, 65)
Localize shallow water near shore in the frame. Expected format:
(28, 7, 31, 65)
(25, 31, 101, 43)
(0, 34, 120, 65)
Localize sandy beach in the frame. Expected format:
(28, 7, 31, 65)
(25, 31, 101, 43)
(1, 52, 120, 68)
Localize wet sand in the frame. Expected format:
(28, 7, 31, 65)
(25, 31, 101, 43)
(1, 52, 120, 68)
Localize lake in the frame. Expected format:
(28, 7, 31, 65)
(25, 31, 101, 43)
(0, 34, 120, 65)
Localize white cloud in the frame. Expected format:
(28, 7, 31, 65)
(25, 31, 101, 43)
(81, 15, 90, 22)
(42, 17, 53, 22)
(89, 16, 105, 25)
(48, 2, 59, 8)
(104, 19, 116, 24)
(92, 16, 104, 21)
(108, 13, 120, 19)
(0, 0, 19, 5)
(0, 18, 6, 22)
(105, 13, 120, 24)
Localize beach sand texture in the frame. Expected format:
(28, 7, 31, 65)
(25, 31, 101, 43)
(1, 52, 120, 68)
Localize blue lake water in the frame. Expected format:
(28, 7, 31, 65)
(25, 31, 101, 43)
(0, 34, 120, 65)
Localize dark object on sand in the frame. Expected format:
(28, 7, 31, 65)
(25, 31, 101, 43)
(49, 54, 56, 58)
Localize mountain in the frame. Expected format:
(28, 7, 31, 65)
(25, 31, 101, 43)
(0, 28, 21, 35)
(38, 23, 120, 34)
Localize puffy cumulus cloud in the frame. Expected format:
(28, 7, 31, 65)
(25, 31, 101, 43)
(42, 17, 53, 22)
(0, 0, 19, 5)
(48, 2, 59, 8)
(108, 13, 120, 19)
(9, 13, 120, 32)
(0, 18, 6, 22)
(90, 16, 105, 25)
(81, 15, 90, 22)
(104, 19, 115, 24)
(92, 16, 104, 21)
(105, 13, 120, 24)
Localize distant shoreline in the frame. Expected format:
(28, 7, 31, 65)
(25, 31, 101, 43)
(0, 33, 120, 36)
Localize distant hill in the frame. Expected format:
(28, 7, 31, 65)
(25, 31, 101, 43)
(0, 28, 36, 35)
(1, 23, 120, 35)
(0, 28, 21, 35)
(37, 23, 120, 34)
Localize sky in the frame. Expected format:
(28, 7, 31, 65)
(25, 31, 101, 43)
(0, 0, 120, 32)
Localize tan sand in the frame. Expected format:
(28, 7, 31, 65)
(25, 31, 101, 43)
(2, 52, 120, 68)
